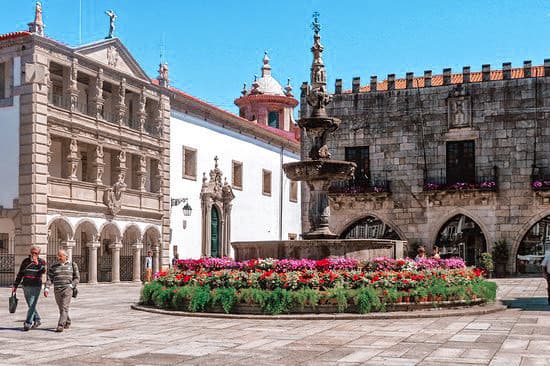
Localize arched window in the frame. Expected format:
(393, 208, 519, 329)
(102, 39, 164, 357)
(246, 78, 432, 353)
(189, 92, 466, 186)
(435, 215, 486, 266)
(341, 216, 401, 240)
(517, 215, 550, 273)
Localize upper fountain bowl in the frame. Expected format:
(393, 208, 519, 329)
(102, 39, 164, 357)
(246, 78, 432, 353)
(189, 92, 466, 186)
(283, 160, 356, 182)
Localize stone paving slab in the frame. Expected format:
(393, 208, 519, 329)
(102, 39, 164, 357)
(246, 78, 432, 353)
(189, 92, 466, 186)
(0, 278, 548, 365)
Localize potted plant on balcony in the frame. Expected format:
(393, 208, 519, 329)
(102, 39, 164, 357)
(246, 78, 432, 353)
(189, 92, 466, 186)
(491, 240, 509, 278)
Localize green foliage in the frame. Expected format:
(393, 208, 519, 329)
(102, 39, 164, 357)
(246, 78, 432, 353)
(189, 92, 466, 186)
(328, 287, 350, 313)
(480, 252, 494, 273)
(188, 286, 212, 312)
(171, 286, 193, 310)
(258, 288, 293, 315)
(292, 288, 320, 310)
(354, 287, 382, 314)
(152, 286, 175, 309)
(212, 288, 238, 314)
(472, 280, 497, 302)
(141, 282, 162, 305)
(492, 240, 509, 264)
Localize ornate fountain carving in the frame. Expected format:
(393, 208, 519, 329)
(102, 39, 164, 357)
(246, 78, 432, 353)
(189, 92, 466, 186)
(283, 13, 356, 239)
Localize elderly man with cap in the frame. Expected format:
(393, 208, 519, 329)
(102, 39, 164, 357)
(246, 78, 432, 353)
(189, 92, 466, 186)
(44, 249, 79, 332)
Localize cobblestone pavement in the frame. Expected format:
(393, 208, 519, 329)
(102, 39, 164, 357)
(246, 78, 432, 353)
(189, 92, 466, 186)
(0, 278, 548, 366)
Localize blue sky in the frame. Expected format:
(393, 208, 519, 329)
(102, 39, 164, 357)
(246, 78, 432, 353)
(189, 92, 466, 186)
(1, 1, 550, 113)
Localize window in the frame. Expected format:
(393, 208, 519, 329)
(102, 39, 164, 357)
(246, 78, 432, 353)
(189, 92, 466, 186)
(289, 180, 298, 202)
(446, 140, 475, 184)
(0, 62, 5, 99)
(0, 233, 8, 252)
(182, 146, 197, 180)
(232, 160, 243, 190)
(345, 146, 370, 185)
(262, 169, 272, 196)
(81, 152, 88, 182)
(268, 111, 279, 129)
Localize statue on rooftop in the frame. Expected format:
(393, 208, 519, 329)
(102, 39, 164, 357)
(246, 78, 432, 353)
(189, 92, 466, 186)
(105, 10, 117, 39)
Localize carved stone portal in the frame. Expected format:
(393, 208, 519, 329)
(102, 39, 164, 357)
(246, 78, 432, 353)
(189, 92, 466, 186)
(200, 157, 235, 257)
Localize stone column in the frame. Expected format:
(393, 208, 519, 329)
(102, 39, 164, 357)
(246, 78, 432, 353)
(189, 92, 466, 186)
(110, 241, 122, 283)
(153, 245, 160, 274)
(138, 87, 147, 132)
(136, 156, 147, 191)
(63, 239, 76, 262)
(69, 58, 79, 112)
(92, 68, 104, 119)
(132, 241, 143, 282)
(67, 139, 80, 181)
(92, 145, 105, 184)
(86, 241, 100, 284)
(116, 78, 127, 126)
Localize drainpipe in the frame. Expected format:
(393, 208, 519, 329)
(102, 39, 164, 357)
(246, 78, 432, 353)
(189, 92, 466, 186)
(279, 146, 284, 241)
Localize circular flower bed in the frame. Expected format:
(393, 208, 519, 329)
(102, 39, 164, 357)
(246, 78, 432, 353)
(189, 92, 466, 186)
(140, 257, 497, 315)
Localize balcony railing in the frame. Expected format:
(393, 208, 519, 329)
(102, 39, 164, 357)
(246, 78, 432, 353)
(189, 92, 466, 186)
(50, 94, 71, 109)
(424, 174, 498, 192)
(329, 177, 391, 194)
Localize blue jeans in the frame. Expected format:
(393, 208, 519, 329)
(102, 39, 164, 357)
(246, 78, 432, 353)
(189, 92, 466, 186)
(23, 286, 41, 326)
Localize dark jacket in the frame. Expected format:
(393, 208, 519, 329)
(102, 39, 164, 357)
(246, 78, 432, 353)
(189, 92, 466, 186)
(13, 256, 46, 289)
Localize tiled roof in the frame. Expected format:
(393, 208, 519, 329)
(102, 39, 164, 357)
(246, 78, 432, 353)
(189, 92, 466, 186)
(0, 31, 31, 42)
(164, 81, 300, 145)
(345, 66, 545, 93)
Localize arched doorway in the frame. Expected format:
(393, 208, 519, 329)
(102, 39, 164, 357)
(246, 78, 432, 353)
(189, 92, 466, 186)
(210, 207, 220, 258)
(98, 223, 120, 282)
(143, 226, 161, 278)
(121, 225, 141, 281)
(340, 216, 401, 240)
(435, 215, 486, 266)
(74, 220, 98, 283)
(516, 215, 550, 274)
(48, 218, 73, 266)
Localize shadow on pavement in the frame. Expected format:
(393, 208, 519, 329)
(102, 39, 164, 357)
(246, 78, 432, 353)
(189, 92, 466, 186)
(502, 297, 550, 311)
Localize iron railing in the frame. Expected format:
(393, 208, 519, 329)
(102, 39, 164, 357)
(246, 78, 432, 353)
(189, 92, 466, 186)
(0, 254, 14, 287)
(424, 173, 498, 192)
(329, 177, 391, 194)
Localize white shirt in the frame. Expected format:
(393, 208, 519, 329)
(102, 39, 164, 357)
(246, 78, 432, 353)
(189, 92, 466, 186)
(145, 256, 153, 269)
(541, 256, 550, 274)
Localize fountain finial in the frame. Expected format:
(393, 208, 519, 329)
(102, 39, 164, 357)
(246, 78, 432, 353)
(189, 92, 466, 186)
(306, 12, 332, 118)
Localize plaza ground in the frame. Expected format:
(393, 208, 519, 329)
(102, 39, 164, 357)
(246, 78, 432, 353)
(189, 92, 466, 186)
(0, 278, 548, 365)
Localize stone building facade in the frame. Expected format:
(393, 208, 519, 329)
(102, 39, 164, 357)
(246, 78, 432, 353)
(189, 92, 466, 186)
(300, 58, 550, 273)
(0, 7, 170, 284)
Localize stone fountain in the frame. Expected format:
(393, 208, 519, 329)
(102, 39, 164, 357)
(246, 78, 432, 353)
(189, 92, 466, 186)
(231, 15, 406, 260)
(282, 14, 356, 239)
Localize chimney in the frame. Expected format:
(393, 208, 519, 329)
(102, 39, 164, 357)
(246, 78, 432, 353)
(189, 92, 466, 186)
(482, 64, 491, 82)
(387, 74, 395, 90)
(523, 60, 532, 78)
(502, 62, 512, 80)
(443, 68, 451, 85)
(370, 75, 377, 91)
(424, 70, 432, 87)
(406, 72, 414, 89)
(335, 79, 342, 94)
(352, 77, 360, 93)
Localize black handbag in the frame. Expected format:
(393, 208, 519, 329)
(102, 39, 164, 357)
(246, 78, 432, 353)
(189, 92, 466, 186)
(9, 293, 18, 313)
(72, 286, 78, 298)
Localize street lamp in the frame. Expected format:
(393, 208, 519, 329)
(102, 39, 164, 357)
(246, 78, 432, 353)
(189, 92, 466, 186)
(171, 198, 192, 216)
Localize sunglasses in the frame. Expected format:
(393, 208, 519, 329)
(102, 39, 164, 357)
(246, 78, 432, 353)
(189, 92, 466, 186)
(31, 251, 39, 255)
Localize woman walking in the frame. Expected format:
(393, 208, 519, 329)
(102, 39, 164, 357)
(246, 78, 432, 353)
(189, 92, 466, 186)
(12, 246, 46, 331)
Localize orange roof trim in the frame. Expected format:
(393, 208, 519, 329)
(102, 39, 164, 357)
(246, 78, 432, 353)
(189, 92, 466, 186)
(0, 31, 31, 42)
(344, 66, 545, 93)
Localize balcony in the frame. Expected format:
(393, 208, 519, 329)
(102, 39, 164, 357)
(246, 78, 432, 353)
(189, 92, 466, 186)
(47, 177, 163, 216)
(423, 174, 498, 193)
(329, 177, 391, 195)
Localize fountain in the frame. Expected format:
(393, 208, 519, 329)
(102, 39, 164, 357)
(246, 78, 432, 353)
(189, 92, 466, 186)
(231, 14, 406, 260)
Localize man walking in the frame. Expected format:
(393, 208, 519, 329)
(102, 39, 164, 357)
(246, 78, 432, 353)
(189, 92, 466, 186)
(12, 246, 46, 331)
(44, 249, 79, 332)
(145, 250, 153, 282)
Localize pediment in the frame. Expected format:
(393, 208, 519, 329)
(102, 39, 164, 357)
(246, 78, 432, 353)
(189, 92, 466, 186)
(74, 38, 149, 80)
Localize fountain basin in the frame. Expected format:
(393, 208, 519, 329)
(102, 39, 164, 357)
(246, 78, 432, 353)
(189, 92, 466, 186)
(283, 160, 356, 182)
(297, 116, 341, 130)
(231, 239, 406, 262)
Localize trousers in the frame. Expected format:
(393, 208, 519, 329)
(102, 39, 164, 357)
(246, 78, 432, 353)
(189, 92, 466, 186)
(23, 286, 41, 326)
(54, 287, 72, 326)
